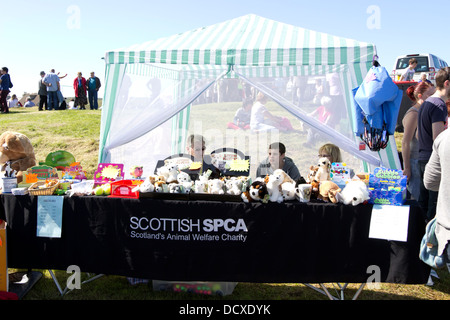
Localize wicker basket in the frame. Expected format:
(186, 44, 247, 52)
(28, 181, 59, 196)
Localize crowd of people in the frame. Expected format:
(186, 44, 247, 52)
(399, 67, 450, 265)
(0, 67, 101, 113)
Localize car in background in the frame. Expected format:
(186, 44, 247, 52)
(391, 53, 448, 84)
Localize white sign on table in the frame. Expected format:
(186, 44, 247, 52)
(36, 196, 64, 238)
(369, 204, 410, 242)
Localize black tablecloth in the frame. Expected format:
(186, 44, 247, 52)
(0, 194, 430, 284)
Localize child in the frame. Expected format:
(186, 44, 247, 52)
(400, 58, 418, 82)
(227, 97, 252, 130)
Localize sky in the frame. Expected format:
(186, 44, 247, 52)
(1, 0, 449, 98)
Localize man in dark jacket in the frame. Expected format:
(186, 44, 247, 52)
(256, 142, 302, 181)
(87, 71, 101, 110)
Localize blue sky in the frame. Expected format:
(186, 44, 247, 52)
(1, 0, 449, 97)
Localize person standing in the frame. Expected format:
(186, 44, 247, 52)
(417, 67, 450, 222)
(423, 128, 450, 264)
(42, 69, 60, 110)
(402, 82, 435, 201)
(73, 72, 87, 109)
(38, 71, 48, 111)
(0, 67, 13, 113)
(87, 71, 101, 110)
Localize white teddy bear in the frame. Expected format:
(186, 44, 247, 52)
(177, 171, 193, 192)
(194, 179, 208, 193)
(157, 163, 179, 183)
(208, 179, 225, 195)
(226, 178, 243, 195)
(266, 171, 284, 203)
(131, 176, 155, 193)
(339, 180, 370, 206)
(281, 181, 296, 201)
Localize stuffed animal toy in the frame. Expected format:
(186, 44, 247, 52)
(266, 171, 284, 203)
(315, 157, 331, 182)
(295, 184, 312, 203)
(328, 188, 341, 204)
(208, 179, 225, 194)
(273, 168, 294, 185)
(306, 165, 319, 183)
(339, 180, 370, 206)
(132, 176, 155, 193)
(129, 166, 144, 179)
(177, 171, 193, 192)
(318, 180, 341, 203)
(281, 181, 296, 201)
(154, 180, 168, 193)
(169, 183, 184, 193)
(310, 180, 320, 200)
(156, 163, 179, 183)
(226, 178, 243, 195)
(194, 179, 208, 193)
(241, 181, 269, 203)
(0, 131, 37, 183)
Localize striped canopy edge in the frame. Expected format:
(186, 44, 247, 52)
(105, 14, 376, 68)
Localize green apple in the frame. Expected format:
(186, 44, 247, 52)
(102, 183, 111, 195)
(94, 186, 104, 196)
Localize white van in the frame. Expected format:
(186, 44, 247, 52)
(391, 53, 448, 84)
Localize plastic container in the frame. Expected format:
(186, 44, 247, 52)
(1, 177, 17, 193)
(152, 280, 237, 296)
(109, 179, 142, 198)
(70, 180, 95, 195)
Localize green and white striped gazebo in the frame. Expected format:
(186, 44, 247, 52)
(99, 14, 400, 175)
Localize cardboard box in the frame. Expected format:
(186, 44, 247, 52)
(368, 167, 407, 206)
(0, 221, 8, 292)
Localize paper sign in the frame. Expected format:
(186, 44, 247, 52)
(229, 159, 250, 172)
(94, 163, 124, 185)
(29, 165, 59, 180)
(36, 196, 64, 238)
(189, 162, 202, 171)
(369, 204, 410, 242)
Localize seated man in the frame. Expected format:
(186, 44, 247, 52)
(256, 142, 302, 181)
(185, 134, 217, 176)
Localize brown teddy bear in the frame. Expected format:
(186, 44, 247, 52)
(0, 131, 37, 183)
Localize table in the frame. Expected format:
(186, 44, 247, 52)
(0, 194, 430, 285)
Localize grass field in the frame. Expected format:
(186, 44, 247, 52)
(2, 106, 450, 300)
